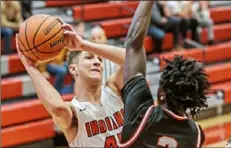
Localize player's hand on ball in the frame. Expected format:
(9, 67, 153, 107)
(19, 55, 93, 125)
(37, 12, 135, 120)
(62, 23, 83, 51)
(16, 34, 36, 68)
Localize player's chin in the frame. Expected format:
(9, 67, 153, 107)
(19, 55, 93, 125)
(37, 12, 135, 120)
(89, 74, 102, 82)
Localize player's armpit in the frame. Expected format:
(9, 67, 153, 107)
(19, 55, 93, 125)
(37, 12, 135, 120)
(52, 102, 75, 129)
(105, 66, 123, 97)
(122, 75, 153, 124)
(53, 102, 78, 144)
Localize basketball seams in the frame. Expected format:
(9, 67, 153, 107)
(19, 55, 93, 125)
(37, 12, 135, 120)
(30, 15, 51, 60)
(18, 37, 36, 63)
(33, 17, 64, 53)
(32, 15, 51, 58)
(23, 27, 64, 53)
(18, 15, 65, 62)
(33, 15, 51, 46)
(35, 30, 65, 53)
(35, 45, 64, 61)
(25, 19, 32, 59)
(25, 16, 43, 61)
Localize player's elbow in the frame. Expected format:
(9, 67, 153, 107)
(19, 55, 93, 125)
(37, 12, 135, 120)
(125, 37, 142, 51)
(125, 26, 145, 50)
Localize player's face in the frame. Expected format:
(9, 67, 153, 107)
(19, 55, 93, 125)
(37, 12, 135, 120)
(77, 51, 103, 81)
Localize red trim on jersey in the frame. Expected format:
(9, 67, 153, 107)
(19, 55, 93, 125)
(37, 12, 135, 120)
(162, 107, 188, 121)
(195, 122, 201, 148)
(119, 106, 154, 148)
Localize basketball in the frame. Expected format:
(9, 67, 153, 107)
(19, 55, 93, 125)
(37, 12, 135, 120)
(18, 14, 65, 62)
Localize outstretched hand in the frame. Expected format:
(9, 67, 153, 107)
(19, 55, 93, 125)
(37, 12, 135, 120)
(15, 34, 36, 69)
(61, 23, 84, 51)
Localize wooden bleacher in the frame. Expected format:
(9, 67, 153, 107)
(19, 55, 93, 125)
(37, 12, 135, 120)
(1, 1, 231, 147)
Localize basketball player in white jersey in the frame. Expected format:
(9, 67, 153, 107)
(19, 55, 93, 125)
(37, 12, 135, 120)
(15, 21, 126, 147)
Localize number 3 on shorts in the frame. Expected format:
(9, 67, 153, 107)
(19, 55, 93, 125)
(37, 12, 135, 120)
(157, 136, 178, 147)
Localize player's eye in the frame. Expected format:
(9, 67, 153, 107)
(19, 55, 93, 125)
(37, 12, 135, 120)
(98, 57, 103, 62)
(84, 55, 92, 59)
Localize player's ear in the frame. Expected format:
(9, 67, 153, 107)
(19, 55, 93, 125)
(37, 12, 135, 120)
(157, 88, 164, 100)
(69, 64, 78, 75)
(157, 88, 165, 104)
(160, 93, 165, 101)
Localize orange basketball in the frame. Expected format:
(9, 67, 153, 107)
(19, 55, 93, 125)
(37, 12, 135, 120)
(18, 14, 65, 62)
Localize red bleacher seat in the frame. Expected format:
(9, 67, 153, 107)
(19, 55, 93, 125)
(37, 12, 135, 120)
(157, 48, 204, 68)
(1, 54, 25, 76)
(1, 94, 73, 147)
(72, 1, 138, 21)
(101, 18, 132, 38)
(45, 0, 103, 7)
(2, 119, 55, 148)
(150, 41, 231, 69)
(1, 75, 72, 100)
(210, 6, 231, 23)
(72, 2, 231, 23)
(144, 23, 231, 53)
(205, 42, 231, 63)
(206, 63, 231, 84)
(1, 94, 73, 127)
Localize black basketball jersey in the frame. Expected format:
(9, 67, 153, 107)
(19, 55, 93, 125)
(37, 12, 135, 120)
(120, 106, 205, 148)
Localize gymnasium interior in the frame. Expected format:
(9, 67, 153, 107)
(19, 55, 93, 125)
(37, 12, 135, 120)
(1, 1, 231, 147)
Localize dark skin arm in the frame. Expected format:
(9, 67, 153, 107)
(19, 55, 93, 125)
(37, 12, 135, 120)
(123, 1, 154, 84)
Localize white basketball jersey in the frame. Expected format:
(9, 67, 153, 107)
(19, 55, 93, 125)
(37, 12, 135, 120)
(69, 86, 124, 148)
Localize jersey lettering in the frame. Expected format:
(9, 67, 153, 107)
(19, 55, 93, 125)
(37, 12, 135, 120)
(84, 109, 124, 137)
(85, 122, 92, 137)
(113, 111, 123, 127)
(98, 119, 107, 133)
(157, 136, 178, 148)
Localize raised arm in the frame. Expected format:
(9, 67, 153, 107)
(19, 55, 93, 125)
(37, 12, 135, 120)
(15, 35, 76, 142)
(81, 40, 125, 65)
(62, 23, 125, 65)
(123, 1, 154, 84)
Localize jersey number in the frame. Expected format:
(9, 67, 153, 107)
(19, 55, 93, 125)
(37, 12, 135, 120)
(104, 133, 121, 148)
(157, 136, 178, 148)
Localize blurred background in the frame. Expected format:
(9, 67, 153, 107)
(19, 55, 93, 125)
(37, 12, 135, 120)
(1, 0, 231, 147)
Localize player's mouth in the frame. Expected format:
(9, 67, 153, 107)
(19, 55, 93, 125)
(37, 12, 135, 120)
(91, 68, 101, 73)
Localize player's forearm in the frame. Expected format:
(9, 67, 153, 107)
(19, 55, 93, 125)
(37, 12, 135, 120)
(26, 66, 66, 116)
(81, 40, 125, 65)
(125, 1, 154, 50)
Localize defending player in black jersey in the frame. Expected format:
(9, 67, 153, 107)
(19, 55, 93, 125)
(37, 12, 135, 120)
(119, 1, 210, 148)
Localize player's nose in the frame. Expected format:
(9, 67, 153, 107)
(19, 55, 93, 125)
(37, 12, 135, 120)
(92, 57, 101, 67)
